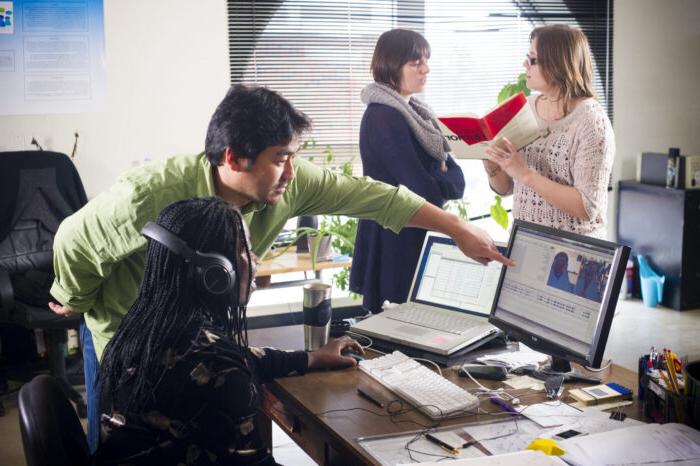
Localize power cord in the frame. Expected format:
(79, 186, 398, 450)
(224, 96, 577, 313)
(584, 359, 613, 372)
(413, 358, 442, 377)
(345, 330, 374, 350)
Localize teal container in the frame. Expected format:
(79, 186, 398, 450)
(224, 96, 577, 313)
(638, 255, 665, 308)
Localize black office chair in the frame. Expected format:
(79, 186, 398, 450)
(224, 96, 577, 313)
(18, 374, 91, 466)
(0, 151, 88, 417)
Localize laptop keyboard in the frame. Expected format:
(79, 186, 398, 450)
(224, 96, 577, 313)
(387, 304, 481, 335)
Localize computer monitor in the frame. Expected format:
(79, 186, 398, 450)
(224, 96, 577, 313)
(489, 220, 630, 373)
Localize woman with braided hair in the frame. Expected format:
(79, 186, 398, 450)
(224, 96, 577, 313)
(95, 197, 362, 465)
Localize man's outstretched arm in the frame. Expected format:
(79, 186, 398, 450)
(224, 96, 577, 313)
(406, 202, 514, 267)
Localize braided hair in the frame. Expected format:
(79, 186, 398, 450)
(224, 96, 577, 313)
(99, 197, 253, 413)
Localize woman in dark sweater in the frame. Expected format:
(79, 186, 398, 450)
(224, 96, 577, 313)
(95, 197, 362, 465)
(350, 29, 465, 313)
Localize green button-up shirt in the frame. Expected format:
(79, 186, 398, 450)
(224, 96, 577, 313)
(51, 153, 424, 360)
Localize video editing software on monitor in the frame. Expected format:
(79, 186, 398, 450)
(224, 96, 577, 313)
(489, 221, 630, 371)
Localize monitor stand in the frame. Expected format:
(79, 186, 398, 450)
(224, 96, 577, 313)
(550, 357, 572, 374)
(530, 357, 601, 384)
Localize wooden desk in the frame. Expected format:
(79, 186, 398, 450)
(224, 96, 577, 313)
(255, 249, 352, 289)
(250, 326, 642, 466)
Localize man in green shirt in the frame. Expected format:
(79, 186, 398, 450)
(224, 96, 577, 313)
(49, 85, 510, 451)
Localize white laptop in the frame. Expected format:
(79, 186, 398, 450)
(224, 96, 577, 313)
(351, 232, 505, 356)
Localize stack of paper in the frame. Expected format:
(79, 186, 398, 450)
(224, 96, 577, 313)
(560, 423, 700, 466)
(476, 343, 549, 371)
(400, 450, 567, 465)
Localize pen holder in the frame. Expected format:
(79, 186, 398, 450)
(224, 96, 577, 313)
(638, 356, 700, 428)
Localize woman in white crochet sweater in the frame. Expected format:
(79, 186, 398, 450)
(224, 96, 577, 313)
(484, 25, 614, 239)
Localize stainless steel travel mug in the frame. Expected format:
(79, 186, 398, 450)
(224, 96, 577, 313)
(303, 283, 332, 351)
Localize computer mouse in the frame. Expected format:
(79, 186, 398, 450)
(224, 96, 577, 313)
(341, 349, 365, 363)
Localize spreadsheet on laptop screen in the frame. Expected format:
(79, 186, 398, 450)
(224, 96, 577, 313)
(411, 235, 503, 316)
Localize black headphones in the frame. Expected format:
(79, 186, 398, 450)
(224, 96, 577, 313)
(141, 221, 237, 296)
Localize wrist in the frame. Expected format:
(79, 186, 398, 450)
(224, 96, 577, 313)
(482, 160, 500, 177)
(443, 211, 465, 238)
(306, 351, 316, 370)
(518, 168, 536, 187)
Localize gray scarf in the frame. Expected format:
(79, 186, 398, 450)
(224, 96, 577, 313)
(361, 82, 451, 162)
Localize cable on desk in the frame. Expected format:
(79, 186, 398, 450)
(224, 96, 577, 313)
(405, 412, 523, 462)
(458, 367, 522, 403)
(584, 359, 613, 372)
(314, 402, 440, 430)
(413, 357, 442, 377)
(461, 366, 491, 392)
(345, 330, 375, 350)
(405, 429, 453, 462)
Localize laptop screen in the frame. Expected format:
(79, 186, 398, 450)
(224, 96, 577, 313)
(408, 234, 505, 316)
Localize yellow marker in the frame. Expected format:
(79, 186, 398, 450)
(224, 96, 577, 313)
(526, 438, 565, 456)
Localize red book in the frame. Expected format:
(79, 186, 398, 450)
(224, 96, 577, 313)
(436, 92, 542, 159)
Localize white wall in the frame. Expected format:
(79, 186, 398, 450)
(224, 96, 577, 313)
(0, 0, 230, 198)
(610, 0, 700, 237)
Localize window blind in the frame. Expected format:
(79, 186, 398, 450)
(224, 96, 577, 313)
(227, 0, 613, 215)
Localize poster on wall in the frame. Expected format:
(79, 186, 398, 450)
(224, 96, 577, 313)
(0, 0, 106, 115)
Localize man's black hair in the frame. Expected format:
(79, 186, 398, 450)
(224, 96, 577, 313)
(204, 84, 312, 166)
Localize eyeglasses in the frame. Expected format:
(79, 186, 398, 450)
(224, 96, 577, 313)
(525, 54, 539, 66)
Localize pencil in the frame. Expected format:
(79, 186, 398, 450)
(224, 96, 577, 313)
(659, 369, 673, 392)
(664, 350, 680, 395)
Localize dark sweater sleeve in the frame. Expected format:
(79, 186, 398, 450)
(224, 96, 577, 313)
(429, 155, 466, 200)
(246, 346, 309, 383)
(362, 105, 464, 205)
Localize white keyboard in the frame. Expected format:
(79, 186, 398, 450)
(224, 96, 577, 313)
(387, 305, 481, 335)
(359, 351, 479, 419)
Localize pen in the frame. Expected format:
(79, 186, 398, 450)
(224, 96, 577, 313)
(646, 357, 653, 373)
(356, 388, 384, 408)
(425, 433, 460, 455)
(489, 396, 519, 414)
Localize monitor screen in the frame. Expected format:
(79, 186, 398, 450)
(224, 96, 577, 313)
(489, 220, 630, 369)
(410, 234, 505, 316)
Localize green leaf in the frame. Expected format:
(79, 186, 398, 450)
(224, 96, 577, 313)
(490, 195, 509, 230)
(497, 73, 531, 105)
(323, 145, 334, 163)
(497, 84, 511, 104)
(341, 160, 353, 176)
(443, 199, 469, 221)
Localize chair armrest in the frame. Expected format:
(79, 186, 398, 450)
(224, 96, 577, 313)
(0, 268, 15, 314)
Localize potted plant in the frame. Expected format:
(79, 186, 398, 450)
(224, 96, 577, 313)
(294, 214, 356, 262)
(265, 141, 358, 291)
